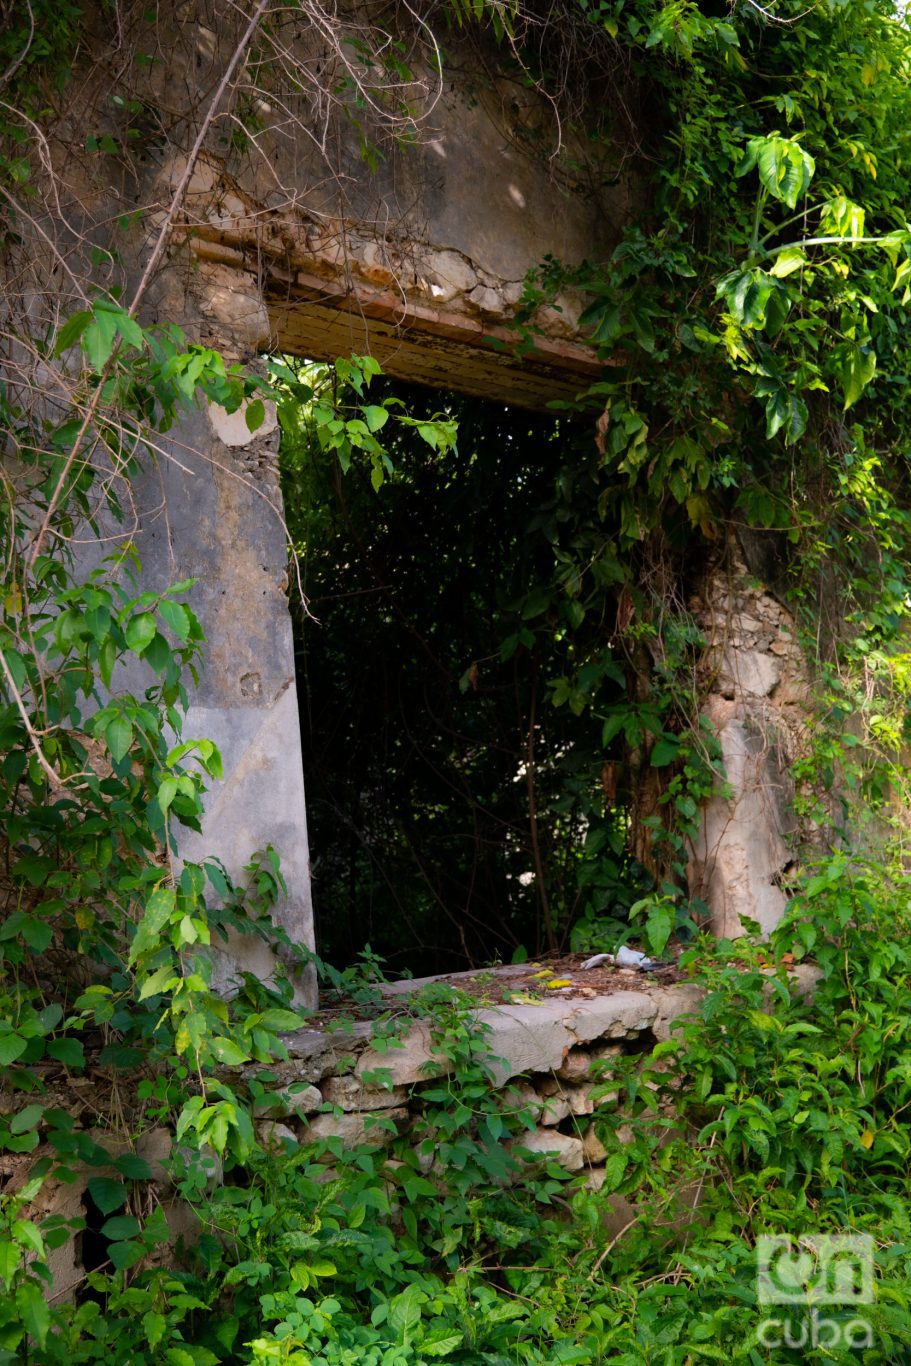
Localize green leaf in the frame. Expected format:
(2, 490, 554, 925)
(645, 901, 675, 956)
(521, 587, 552, 620)
(743, 133, 814, 209)
(363, 404, 390, 433)
(762, 386, 808, 444)
(105, 714, 133, 763)
(820, 194, 866, 240)
(159, 599, 191, 641)
(650, 736, 679, 767)
(129, 886, 176, 964)
(836, 346, 877, 410)
(157, 777, 178, 815)
(422, 1329, 464, 1356)
(722, 269, 775, 329)
(87, 1176, 126, 1216)
(16, 1280, 50, 1348)
(389, 1284, 426, 1342)
(138, 964, 178, 1001)
(208, 1037, 250, 1066)
(99, 636, 116, 689)
(257, 1008, 307, 1032)
(83, 307, 119, 371)
(143, 1311, 167, 1350)
(108, 1239, 144, 1271)
(47, 1037, 85, 1068)
(5, 1131, 39, 1153)
(0, 1034, 27, 1066)
(54, 310, 92, 354)
(205, 862, 230, 900)
(112, 309, 145, 350)
(768, 246, 806, 279)
(144, 632, 171, 674)
(2, 646, 27, 691)
(100, 1214, 140, 1240)
(10, 1105, 43, 1135)
(125, 612, 157, 654)
(603, 1148, 628, 1193)
(245, 398, 266, 432)
(21, 919, 52, 953)
(165, 1348, 205, 1366)
(0, 1239, 20, 1280)
(114, 1153, 153, 1180)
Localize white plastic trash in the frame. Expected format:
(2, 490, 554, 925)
(580, 947, 658, 972)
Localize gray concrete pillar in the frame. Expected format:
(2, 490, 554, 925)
(126, 266, 316, 1006)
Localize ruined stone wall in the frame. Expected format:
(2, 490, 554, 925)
(689, 539, 811, 938)
(15, 959, 822, 1299)
(21, 980, 704, 1298)
(14, 2, 637, 1005)
(7, 0, 824, 1001)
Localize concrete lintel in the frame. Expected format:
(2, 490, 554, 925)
(187, 233, 605, 409)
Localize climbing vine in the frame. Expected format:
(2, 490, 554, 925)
(496, 0, 911, 880)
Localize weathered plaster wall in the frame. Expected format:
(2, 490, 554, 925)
(175, 131, 610, 407)
(108, 264, 318, 1004)
(46, 4, 632, 1004)
(24, 0, 816, 1006)
(689, 541, 810, 938)
(151, 12, 629, 406)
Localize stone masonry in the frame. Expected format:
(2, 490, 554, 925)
(689, 541, 810, 937)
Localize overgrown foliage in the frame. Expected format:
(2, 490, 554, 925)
(516, 0, 911, 857)
(280, 370, 657, 972)
(285, 0, 911, 966)
(6, 875, 911, 1363)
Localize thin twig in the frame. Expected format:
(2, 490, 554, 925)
(0, 647, 63, 790)
(587, 1215, 639, 1281)
(0, 0, 35, 94)
(27, 0, 272, 565)
(127, 0, 271, 318)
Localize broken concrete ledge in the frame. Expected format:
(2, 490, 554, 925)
(271, 962, 820, 1092)
(274, 980, 707, 1090)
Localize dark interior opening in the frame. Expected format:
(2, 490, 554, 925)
(76, 1187, 113, 1303)
(279, 376, 649, 979)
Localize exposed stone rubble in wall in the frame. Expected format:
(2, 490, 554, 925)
(5, 990, 685, 1293)
(171, 153, 586, 335)
(689, 540, 811, 938)
(10, 969, 822, 1292)
(255, 988, 679, 1194)
(160, 154, 598, 388)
